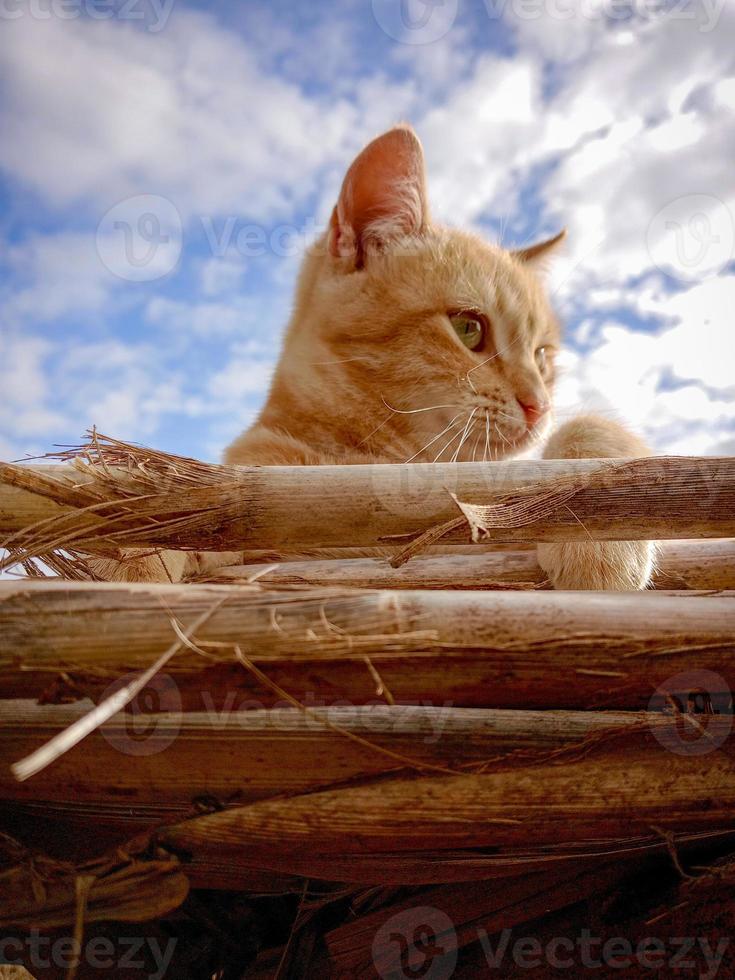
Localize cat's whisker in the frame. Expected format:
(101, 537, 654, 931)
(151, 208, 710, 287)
(495, 422, 511, 448)
(433, 415, 470, 463)
(484, 410, 491, 462)
(355, 411, 397, 449)
(309, 356, 371, 365)
(450, 413, 474, 463)
(381, 397, 461, 416)
(471, 428, 483, 462)
(403, 413, 464, 463)
(451, 408, 478, 463)
(359, 397, 465, 454)
(463, 334, 525, 388)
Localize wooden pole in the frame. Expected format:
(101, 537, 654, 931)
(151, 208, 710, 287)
(209, 539, 735, 591)
(160, 722, 735, 881)
(2, 581, 734, 709)
(0, 701, 653, 807)
(2, 456, 735, 550)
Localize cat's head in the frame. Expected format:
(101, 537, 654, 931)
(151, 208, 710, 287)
(281, 124, 564, 462)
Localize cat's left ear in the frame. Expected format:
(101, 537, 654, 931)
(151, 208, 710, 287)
(513, 229, 567, 270)
(329, 125, 429, 265)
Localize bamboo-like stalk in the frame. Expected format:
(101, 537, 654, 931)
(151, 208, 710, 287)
(0, 701, 654, 807)
(2, 454, 735, 554)
(1, 581, 734, 709)
(160, 722, 735, 881)
(209, 539, 735, 591)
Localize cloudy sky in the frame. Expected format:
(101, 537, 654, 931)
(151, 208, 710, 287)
(1, 0, 733, 463)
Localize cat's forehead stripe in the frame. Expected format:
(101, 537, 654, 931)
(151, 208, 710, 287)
(493, 277, 531, 352)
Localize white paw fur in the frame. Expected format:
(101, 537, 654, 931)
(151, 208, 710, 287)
(537, 540, 656, 591)
(540, 415, 655, 591)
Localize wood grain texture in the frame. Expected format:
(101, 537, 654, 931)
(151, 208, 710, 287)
(2, 581, 734, 709)
(209, 539, 735, 591)
(0, 701, 653, 807)
(160, 722, 735, 879)
(2, 456, 735, 550)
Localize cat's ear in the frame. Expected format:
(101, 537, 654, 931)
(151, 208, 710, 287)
(329, 125, 429, 264)
(513, 229, 567, 270)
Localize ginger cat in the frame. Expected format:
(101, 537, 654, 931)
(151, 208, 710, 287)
(93, 125, 653, 590)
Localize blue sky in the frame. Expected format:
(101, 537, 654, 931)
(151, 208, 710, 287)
(1, 0, 733, 463)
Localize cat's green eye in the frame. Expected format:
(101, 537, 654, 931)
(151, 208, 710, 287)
(450, 312, 486, 351)
(535, 346, 547, 372)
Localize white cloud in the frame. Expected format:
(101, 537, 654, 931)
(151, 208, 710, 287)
(146, 297, 250, 337)
(0, 1, 732, 463)
(199, 256, 246, 297)
(420, 54, 543, 227)
(2, 232, 115, 325)
(0, 10, 356, 221)
(207, 350, 274, 402)
(555, 276, 735, 453)
(0, 333, 197, 459)
(634, 276, 735, 393)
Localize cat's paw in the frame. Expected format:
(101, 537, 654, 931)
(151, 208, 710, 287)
(87, 549, 188, 583)
(540, 415, 655, 590)
(537, 540, 655, 591)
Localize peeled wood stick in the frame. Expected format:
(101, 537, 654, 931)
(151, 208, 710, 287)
(2, 456, 735, 550)
(238, 543, 538, 560)
(653, 539, 735, 588)
(210, 539, 735, 591)
(0, 701, 653, 806)
(209, 550, 546, 589)
(1, 581, 734, 709)
(160, 723, 735, 876)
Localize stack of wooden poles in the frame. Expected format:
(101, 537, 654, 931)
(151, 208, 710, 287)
(0, 443, 734, 975)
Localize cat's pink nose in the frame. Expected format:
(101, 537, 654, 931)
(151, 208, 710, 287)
(517, 397, 549, 429)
